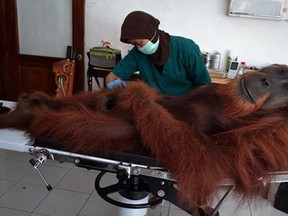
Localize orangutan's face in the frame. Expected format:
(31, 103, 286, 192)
(239, 65, 288, 110)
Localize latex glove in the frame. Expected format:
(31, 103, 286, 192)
(107, 79, 127, 89)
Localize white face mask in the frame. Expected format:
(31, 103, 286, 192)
(138, 38, 160, 55)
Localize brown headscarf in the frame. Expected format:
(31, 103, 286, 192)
(120, 11, 170, 66)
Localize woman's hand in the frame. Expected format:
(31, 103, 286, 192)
(105, 72, 127, 89)
(107, 79, 127, 89)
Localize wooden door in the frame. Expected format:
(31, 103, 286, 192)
(0, 0, 85, 101)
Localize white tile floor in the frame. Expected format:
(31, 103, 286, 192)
(0, 148, 287, 216)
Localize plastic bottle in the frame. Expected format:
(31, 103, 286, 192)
(237, 62, 246, 77)
(226, 50, 233, 72)
(212, 51, 221, 71)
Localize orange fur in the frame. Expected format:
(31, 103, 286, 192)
(1, 69, 288, 208)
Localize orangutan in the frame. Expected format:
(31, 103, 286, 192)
(1, 64, 288, 207)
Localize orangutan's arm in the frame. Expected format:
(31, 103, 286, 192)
(116, 82, 223, 205)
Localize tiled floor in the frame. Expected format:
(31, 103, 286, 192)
(0, 148, 287, 216)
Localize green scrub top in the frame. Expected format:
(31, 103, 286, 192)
(112, 36, 211, 96)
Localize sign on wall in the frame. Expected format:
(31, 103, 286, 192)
(228, 0, 288, 20)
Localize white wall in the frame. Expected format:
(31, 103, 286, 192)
(85, 0, 288, 71)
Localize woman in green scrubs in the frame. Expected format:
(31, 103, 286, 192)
(106, 11, 211, 96)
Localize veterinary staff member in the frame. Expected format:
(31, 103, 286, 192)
(105, 11, 211, 96)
